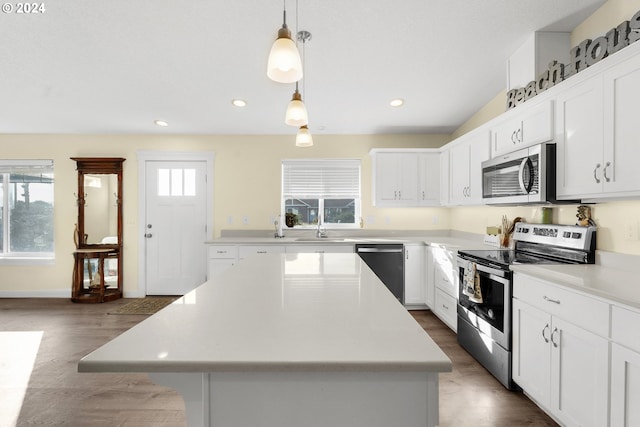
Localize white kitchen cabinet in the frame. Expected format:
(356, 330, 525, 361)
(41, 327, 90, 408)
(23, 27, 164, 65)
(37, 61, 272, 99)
(555, 76, 604, 199)
(238, 245, 286, 260)
(512, 274, 609, 427)
(448, 129, 490, 205)
(491, 101, 553, 157)
(403, 244, 426, 307)
(599, 53, 640, 197)
(417, 153, 440, 206)
(429, 245, 458, 331)
(434, 288, 457, 331)
(372, 152, 419, 206)
(556, 53, 640, 200)
(370, 149, 440, 207)
(424, 248, 435, 309)
(611, 305, 640, 427)
(438, 150, 450, 206)
(611, 344, 640, 427)
(207, 245, 238, 280)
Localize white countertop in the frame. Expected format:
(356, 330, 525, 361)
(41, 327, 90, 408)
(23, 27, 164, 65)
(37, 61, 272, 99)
(79, 253, 452, 374)
(511, 261, 640, 310)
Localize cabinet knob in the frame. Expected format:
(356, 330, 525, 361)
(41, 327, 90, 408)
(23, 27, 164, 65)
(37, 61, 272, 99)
(144, 233, 153, 238)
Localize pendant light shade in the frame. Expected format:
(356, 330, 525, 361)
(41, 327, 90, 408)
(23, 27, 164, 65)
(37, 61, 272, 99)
(285, 87, 308, 126)
(296, 125, 313, 147)
(267, 10, 303, 84)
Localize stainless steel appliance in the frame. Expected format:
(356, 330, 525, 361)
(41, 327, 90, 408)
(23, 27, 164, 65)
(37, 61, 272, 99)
(482, 143, 558, 205)
(456, 223, 596, 389)
(356, 243, 404, 303)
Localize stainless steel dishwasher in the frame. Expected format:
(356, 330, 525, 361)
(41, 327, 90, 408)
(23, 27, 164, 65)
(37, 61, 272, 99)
(355, 243, 404, 304)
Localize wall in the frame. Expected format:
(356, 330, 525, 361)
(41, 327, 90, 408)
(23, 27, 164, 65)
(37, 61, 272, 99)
(447, 0, 640, 256)
(0, 133, 450, 295)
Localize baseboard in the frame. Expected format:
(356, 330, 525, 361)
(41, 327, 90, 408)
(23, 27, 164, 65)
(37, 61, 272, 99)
(0, 289, 70, 298)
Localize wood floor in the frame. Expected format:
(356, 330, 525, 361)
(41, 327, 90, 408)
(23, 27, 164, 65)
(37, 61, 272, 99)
(0, 298, 558, 427)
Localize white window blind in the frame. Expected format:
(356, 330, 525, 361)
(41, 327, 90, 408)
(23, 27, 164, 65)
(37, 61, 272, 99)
(282, 159, 360, 199)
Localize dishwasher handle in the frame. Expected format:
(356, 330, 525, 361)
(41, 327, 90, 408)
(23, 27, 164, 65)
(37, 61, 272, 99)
(356, 247, 403, 253)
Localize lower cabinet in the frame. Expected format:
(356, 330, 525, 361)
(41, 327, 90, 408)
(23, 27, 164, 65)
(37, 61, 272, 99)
(428, 245, 458, 332)
(611, 343, 640, 427)
(512, 276, 609, 427)
(611, 305, 640, 427)
(434, 288, 457, 330)
(404, 243, 426, 307)
(207, 245, 237, 280)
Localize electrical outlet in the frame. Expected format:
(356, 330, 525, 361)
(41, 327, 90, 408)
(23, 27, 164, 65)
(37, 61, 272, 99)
(242, 216, 249, 225)
(227, 216, 233, 225)
(623, 222, 639, 241)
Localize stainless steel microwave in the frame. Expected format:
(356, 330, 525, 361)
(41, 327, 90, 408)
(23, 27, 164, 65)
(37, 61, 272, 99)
(481, 143, 558, 205)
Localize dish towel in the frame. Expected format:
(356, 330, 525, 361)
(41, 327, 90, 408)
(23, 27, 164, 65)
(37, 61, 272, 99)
(462, 261, 483, 304)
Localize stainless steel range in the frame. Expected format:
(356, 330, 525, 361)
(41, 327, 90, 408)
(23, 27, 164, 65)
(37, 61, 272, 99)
(456, 223, 596, 389)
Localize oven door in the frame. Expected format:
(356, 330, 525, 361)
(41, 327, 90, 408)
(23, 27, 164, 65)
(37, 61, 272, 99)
(482, 144, 545, 205)
(456, 257, 512, 350)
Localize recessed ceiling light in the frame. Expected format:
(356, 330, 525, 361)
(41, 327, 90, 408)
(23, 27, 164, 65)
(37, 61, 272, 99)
(389, 98, 404, 107)
(154, 120, 169, 127)
(232, 99, 247, 107)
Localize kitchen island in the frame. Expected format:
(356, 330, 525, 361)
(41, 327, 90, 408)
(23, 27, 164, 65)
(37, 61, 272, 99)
(79, 253, 451, 427)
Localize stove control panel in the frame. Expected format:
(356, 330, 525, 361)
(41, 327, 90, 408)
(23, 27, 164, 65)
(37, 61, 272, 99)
(513, 222, 596, 251)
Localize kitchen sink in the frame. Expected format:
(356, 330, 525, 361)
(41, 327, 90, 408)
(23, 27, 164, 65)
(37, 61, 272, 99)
(294, 237, 346, 242)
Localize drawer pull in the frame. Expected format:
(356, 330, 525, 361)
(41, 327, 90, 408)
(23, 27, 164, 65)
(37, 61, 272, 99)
(257, 251, 267, 254)
(216, 250, 227, 254)
(442, 304, 449, 310)
(543, 296, 560, 304)
(542, 324, 550, 343)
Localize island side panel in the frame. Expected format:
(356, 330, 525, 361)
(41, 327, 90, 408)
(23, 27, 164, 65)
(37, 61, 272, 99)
(152, 370, 439, 427)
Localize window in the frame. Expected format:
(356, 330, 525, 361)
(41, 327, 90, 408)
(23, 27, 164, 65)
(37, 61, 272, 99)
(282, 159, 361, 228)
(157, 168, 196, 196)
(0, 160, 54, 258)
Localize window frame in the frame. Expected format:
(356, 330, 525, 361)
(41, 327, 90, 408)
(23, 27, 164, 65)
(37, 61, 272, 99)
(0, 159, 55, 263)
(281, 159, 361, 230)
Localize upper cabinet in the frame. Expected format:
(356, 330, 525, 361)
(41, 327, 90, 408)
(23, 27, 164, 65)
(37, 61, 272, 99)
(556, 50, 640, 201)
(491, 101, 554, 157)
(555, 76, 604, 199)
(447, 129, 490, 205)
(370, 149, 439, 207)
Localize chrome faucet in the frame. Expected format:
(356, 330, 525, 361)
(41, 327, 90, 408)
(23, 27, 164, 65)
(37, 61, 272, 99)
(316, 214, 327, 238)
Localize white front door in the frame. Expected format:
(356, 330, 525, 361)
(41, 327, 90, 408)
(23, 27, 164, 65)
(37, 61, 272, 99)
(144, 160, 207, 295)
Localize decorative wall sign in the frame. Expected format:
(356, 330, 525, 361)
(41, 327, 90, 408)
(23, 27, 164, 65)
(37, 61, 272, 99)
(506, 9, 640, 109)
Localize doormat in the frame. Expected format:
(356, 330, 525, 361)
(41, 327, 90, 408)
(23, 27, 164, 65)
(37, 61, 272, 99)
(108, 296, 179, 315)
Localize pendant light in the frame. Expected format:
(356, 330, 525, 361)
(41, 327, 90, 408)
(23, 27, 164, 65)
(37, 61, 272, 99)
(296, 125, 313, 147)
(285, 82, 308, 126)
(267, 1, 303, 84)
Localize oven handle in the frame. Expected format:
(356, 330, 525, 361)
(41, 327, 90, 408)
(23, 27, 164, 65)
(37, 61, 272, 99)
(457, 256, 510, 283)
(518, 157, 534, 194)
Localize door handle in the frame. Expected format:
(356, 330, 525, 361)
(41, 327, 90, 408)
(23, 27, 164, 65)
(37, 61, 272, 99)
(542, 324, 550, 343)
(603, 161, 611, 183)
(518, 157, 534, 194)
(551, 327, 559, 348)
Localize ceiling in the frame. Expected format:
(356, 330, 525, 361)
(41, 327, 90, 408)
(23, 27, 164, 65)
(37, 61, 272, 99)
(0, 0, 606, 135)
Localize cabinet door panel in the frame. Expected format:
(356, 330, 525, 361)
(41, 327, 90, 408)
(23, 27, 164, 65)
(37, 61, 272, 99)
(521, 101, 554, 146)
(603, 54, 640, 194)
(418, 153, 440, 205)
(555, 77, 604, 198)
(375, 154, 402, 203)
(551, 317, 608, 427)
(467, 131, 490, 203)
(611, 343, 640, 427)
(449, 142, 470, 205)
(404, 245, 425, 305)
(492, 119, 520, 156)
(512, 300, 551, 407)
(398, 154, 419, 203)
